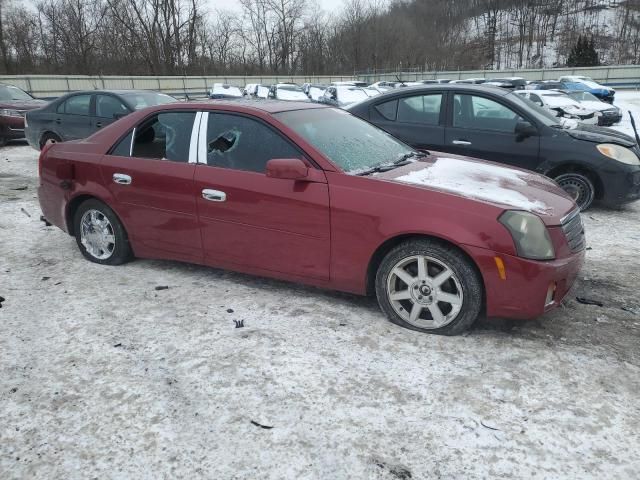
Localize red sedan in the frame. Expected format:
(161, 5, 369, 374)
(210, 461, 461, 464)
(38, 101, 585, 335)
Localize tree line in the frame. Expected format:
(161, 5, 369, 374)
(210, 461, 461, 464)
(0, 0, 638, 76)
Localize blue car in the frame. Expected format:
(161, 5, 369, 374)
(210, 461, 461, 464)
(559, 76, 615, 104)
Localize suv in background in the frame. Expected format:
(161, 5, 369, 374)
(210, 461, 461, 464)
(0, 83, 47, 146)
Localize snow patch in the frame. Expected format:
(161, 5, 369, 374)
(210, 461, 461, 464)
(395, 158, 551, 213)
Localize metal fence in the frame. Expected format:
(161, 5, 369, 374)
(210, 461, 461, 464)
(1, 64, 638, 99)
(0, 74, 358, 99)
(355, 65, 640, 88)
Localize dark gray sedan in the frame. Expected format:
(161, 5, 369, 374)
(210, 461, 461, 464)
(25, 90, 176, 149)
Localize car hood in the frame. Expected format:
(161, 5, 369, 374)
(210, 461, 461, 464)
(374, 153, 576, 224)
(577, 100, 616, 112)
(0, 98, 48, 110)
(566, 124, 636, 147)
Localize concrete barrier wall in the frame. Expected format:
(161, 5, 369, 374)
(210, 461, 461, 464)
(0, 65, 638, 99)
(0, 74, 359, 98)
(356, 65, 640, 87)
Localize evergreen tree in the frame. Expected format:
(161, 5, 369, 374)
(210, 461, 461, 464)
(567, 36, 600, 67)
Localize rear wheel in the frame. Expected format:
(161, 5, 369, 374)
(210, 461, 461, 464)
(375, 239, 483, 335)
(554, 172, 595, 210)
(73, 199, 131, 265)
(39, 132, 61, 150)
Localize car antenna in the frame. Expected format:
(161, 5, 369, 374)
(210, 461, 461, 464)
(629, 111, 640, 146)
(395, 74, 406, 87)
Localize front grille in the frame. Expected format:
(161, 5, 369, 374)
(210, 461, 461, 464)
(561, 209, 586, 253)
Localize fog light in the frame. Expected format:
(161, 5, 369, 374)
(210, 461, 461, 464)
(545, 282, 557, 306)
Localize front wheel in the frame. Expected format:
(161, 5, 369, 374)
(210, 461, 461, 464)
(554, 172, 595, 210)
(73, 199, 132, 265)
(375, 239, 483, 336)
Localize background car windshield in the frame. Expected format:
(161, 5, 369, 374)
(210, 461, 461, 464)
(541, 94, 576, 107)
(122, 92, 176, 109)
(0, 85, 33, 101)
(279, 85, 303, 92)
(275, 108, 412, 173)
(569, 91, 600, 102)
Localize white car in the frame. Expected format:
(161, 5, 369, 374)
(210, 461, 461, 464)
(566, 91, 622, 126)
(268, 84, 309, 101)
(209, 83, 243, 99)
(307, 85, 327, 101)
(330, 81, 368, 87)
(256, 85, 270, 99)
(318, 85, 369, 108)
(514, 90, 600, 125)
(243, 83, 260, 97)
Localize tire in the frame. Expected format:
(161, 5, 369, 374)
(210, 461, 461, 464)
(375, 239, 483, 336)
(39, 132, 61, 150)
(554, 172, 595, 211)
(73, 199, 132, 265)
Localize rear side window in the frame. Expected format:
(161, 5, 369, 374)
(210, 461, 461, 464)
(375, 99, 398, 121)
(397, 94, 442, 125)
(110, 112, 195, 162)
(61, 95, 92, 116)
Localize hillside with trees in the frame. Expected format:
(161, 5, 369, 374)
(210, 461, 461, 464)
(0, 0, 638, 75)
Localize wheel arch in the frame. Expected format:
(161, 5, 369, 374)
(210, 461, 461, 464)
(39, 131, 62, 149)
(65, 193, 129, 242)
(544, 162, 604, 200)
(365, 233, 486, 308)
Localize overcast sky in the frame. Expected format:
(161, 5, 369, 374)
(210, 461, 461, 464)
(206, 0, 347, 13)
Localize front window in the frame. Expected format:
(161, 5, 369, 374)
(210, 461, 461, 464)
(0, 85, 33, 101)
(453, 94, 523, 132)
(274, 108, 413, 173)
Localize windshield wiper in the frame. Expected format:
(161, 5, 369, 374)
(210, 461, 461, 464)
(356, 151, 427, 176)
(394, 150, 429, 164)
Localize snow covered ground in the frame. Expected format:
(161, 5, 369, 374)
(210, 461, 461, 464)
(1, 139, 639, 479)
(610, 90, 640, 139)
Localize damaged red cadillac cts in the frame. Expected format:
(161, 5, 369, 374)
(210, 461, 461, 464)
(38, 101, 585, 335)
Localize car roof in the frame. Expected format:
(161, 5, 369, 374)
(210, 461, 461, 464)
(177, 99, 328, 114)
(59, 89, 168, 96)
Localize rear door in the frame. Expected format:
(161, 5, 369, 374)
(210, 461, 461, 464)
(100, 110, 202, 261)
(55, 94, 94, 140)
(369, 92, 445, 150)
(193, 111, 331, 280)
(444, 92, 540, 170)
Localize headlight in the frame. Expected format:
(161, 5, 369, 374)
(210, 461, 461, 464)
(499, 211, 555, 260)
(0, 108, 22, 117)
(597, 143, 640, 165)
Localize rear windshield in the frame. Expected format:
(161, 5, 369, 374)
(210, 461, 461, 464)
(0, 85, 33, 101)
(121, 92, 177, 110)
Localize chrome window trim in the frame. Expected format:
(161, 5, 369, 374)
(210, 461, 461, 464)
(188, 111, 203, 164)
(129, 127, 136, 157)
(197, 112, 209, 164)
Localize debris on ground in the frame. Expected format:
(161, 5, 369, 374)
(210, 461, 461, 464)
(10, 186, 27, 191)
(0, 296, 4, 308)
(154, 286, 169, 291)
(113, 343, 122, 348)
(250, 420, 273, 429)
(480, 420, 500, 431)
(20, 208, 30, 217)
(234, 320, 244, 328)
(576, 297, 604, 307)
(226, 308, 234, 313)
(374, 460, 413, 479)
(41, 276, 50, 281)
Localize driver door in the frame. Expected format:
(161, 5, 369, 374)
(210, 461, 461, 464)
(193, 111, 331, 280)
(444, 93, 540, 170)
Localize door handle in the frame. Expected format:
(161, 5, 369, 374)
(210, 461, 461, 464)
(55, 118, 61, 124)
(113, 173, 132, 185)
(96, 121, 102, 128)
(202, 189, 226, 202)
(452, 140, 472, 146)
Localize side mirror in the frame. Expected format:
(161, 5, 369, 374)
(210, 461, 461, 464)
(266, 158, 309, 180)
(514, 120, 537, 137)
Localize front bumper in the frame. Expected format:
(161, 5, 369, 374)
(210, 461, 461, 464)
(0, 115, 26, 140)
(598, 163, 640, 206)
(465, 245, 585, 320)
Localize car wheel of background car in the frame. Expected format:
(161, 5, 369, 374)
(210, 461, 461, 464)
(39, 132, 61, 150)
(375, 239, 483, 336)
(554, 172, 595, 211)
(73, 199, 132, 265)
